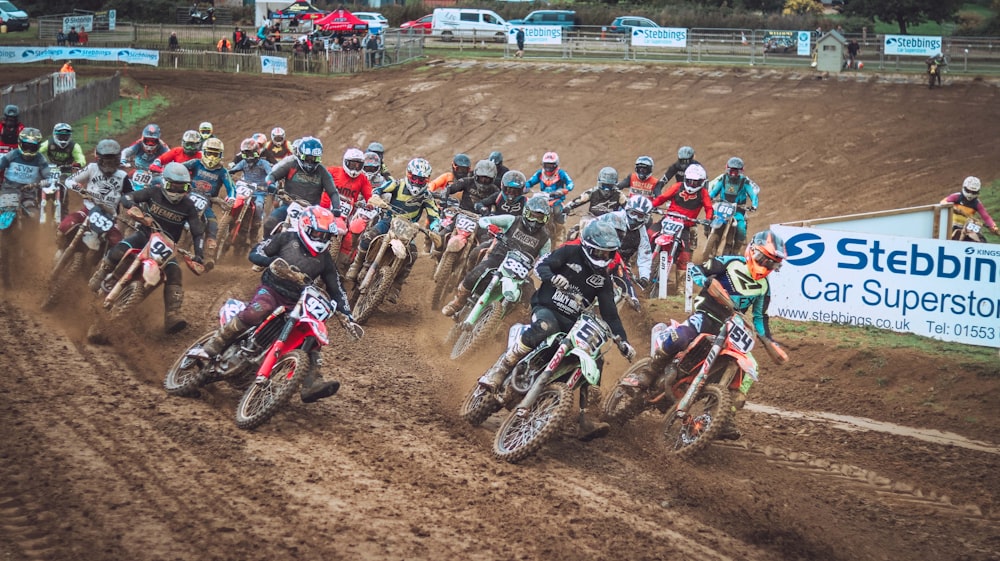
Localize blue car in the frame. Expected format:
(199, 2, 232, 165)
(608, 16, 659, 35)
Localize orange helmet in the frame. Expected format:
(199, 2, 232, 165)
(745, 229, 786, 280)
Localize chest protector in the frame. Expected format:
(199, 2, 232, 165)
(504, 217, 550, 258)
(628, 173, 659, 200)
(47, 140, 77, 166)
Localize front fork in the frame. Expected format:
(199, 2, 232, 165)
(515, 340, 569, 415)
(254, 322, 316, 383)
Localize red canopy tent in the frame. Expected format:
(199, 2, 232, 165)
(315, 9, 369, 32)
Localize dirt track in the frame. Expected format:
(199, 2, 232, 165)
(2, 61, 1000, 561)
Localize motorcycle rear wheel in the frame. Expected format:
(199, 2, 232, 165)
(451, 301, 503, 360)
(43, 251, 83, 309)
(459, 382, 501, 426)
(430, 252, 457, 310)
(703, 228, 725, 262)
(353, 260, 401, 324)
(163, 330, 215, 397)
(601, 357, 651, 425)
(109, 280, 147, 320)
(492, 382, 574, 464)
(662, 384, 732, 459)
(234, 349, 307, 430)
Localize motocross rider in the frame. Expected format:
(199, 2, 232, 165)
(488, 151, 509, 190)
(476, 170, 528, 218)
(564, 166, 628, 236)
(617, 156, 664, 205)
(661, 146, 702, 186)
(706, 156, 759, 250)
(0, 104, 25, 155)
(597, 197, 654, 298)
(39, 123, 87, 172)
(262, 136, 340, 237)
(322, 148, 373, 266)
(228, 138, 273, 242)
(89, 162, 206, 335)
(345, 157, 441, 303)
(197, 121, 216, 148)
(121, 124, 170, 174)
(183, 138, 235, 269)
(446, 159, 499, 213)
(525, 151, 574, 246)
(362, 151, 386, 191)
(650, 164, 714, 288)
(366, 141, 393, 181)
(635, 229, 787, 440)
(151, 130, 203, 172)
(428, 153, 472, 194)
(57, 139, 133, 258)
(191, 205, 362, 403)
(440, 195, 552, 317)
(479, 219, 635, 441)
(263, 127, 293, 165)
(0, 128, 53, 226)
(941, 176, 999, 238)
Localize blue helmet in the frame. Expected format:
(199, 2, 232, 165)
(295, 137, 323, 173)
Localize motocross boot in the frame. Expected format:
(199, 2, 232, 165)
(577, 410, 610, 442)
(163, 285, 189, 334)
(203, 238, 218, 271)
(345, 248, 367, 282)
(300, 351, 340, 403)
(441, 286, 470, 317)
(88, 257, 114, 293)
(718, 408, 742, 441)
(191, 316, 249, 359)
(479, 339, 531, 390)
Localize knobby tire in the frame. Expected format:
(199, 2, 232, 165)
(662, 384, 732, 459)
(492, 382, 575, 464)
(234, 348, 307, 430)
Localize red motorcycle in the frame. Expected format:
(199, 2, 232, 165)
(649, 210, 707, 299)
(216, 181, 264, 261)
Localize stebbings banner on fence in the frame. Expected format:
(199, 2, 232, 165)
(62, 15, 94, 33)
(0, 46, 159, 66)
(261, 55, 288, 75)
(631, 27, 687, 48)
(884, 34, 942, 56)
(508, 26, 563, 46)
(769, 224, 1000, 348)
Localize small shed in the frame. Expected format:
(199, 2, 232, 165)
(816, 30, 846, 72)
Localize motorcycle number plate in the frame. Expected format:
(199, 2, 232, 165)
(339, 200, 354, 217)
(662, 218, 684, 236)
(572, 317, 608, 351)
(236, 184, 254, 199)
(133, 171, 153, 186)
(87, 208, 115, 232)
(727, 322, 755, 354)
(500, 253, 531, 279)
(304, 293, 333, 322)
(966, 222, 982, 234)
(287, 202, 305, 221)
(189, 192, 210, 212)
(149, 233, 174, 261)
(0, 193, 19, 209)
(715, 201, 736, 219)
(456, 214, 477, 233)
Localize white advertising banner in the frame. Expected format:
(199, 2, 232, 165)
(770, 224, 1000, 348)
(0, 46, 159, 66)
(508, 26, 562, 45)
(630, 27, 687, 48)
(261, 55, 288, 74)
(62, 15, 94, 33)
(884, 34, 942, 56)
(796, 31, 811, 56)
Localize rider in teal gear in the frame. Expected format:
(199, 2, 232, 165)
(706, 156, 759, 248)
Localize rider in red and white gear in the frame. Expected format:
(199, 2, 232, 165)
(650, 163, 714, 281)
(320, 148, 373, 263)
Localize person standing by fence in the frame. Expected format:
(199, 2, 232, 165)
(78, 28, 88, 46)
(365, 32, 379, 68)
(168, 31, 180, 51)
(515, 27, 525, 58)
(67, 27, 79, 46)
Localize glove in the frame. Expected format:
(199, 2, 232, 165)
(629, 297, 641, 312)
(550, 274, 570, 290)
(748, 206, 758, 213)
(617, 340, 636, 362)
(42, 185, 58, 195)
(121, 161, 132, 168)
(429, 218, 441, 231)
(636, 277, 651, 291)
(548, 191, 563, 201)
(487, 224, 502, 236)
(266, 182, 277, 194)
(342, 314, 364, 340)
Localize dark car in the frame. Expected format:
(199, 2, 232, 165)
(509, 10, 580, 31)
(608, 16, 659, 35)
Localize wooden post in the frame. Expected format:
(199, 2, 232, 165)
(83, 124, 87, 143)
(95, 116, 99, 133)
(107, 111, 112, 128)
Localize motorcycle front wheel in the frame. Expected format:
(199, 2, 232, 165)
(450, 301, 503, 360)
(662, 384, 732, 459)
(109, 280, 147, 319)
(459, 382, 502, 426)
(234, 349, 307, 430)
(43, 250, 83, 309)
(430, 252, 457, 311)
(163, 330, 215, 397)
(601, 357, 651, 425)
(492, 382, 574, 464)
(353, 260, 402, 324)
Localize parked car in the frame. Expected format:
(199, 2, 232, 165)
(431, 8, 510, 43)
(508, 10, 579, 31)
(608, 16, 659, 35)
(0, 0, 29, 32)
(401, 14, 432, 34)
(353, 12, 389, 33)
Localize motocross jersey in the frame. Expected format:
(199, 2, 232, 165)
(122, 140, 169, 171)
(39, 139, 86, 169)
(478, 214, 551, 260)
(324, 165, 372, 214)
(0, 150, 52, 190)
(526, 168, 574, 206)
(707, 174, 759, 209)
(267, 158, 339, 212)
(617, 172, 663, 202)
(65, 163, 133, 211)
(447, 176, 499, 213)
(0, 122, 23, 152)
(249, 230, 351, 315)
(690, 255, 772, 337)
(152, 147, 202, 172)
(428, 171, 462, 194)
(651, 182, 714, 226)
(941, 192, 997, 230)
(533, 243, 628, 342)
(263, 140, 293, 165)
(183, 160, 235, 200)
(229, 158, 272, 187)
(122, 186, 205, 251)
(376, 180, 441, 224)
(566, 186, 627, 216)
(477, 193, 525, 217)
(662, 158, 703, 185)
(599, 210, 652, 280)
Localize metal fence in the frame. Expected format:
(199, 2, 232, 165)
(0, 72, 120, 137)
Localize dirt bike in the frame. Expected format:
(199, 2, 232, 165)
(949, 213, 990, 243)
(99, 206, 205, 319)
(189, 6, 215, 24)
(342, 201, 380, 271)
(446, 243, 534, 360)
(126, 166, 156, 191)
(350, 197, 440, 324)
(164, 264, 362, 430)
(42, 189, 118, 309)
(216, 181, 264, 261)
(601, 279, 787, 459)
(700, 200, 745, 262)
(0, 182, 41, 288)
(461, 291, 624, 464)
(430, 203, 481, 311)
(649, 211, 707, 299)
(39, 167, 70, 227)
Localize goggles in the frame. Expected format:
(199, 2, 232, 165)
(19, 142, 40, 156)
(475, 175, 494, 185)
(300, 154, 321, 165)
(635, 164, 651, 173)
(408, 174, 428, 187)
(307, 228, 334, 242)
(727, 167, 742, 177)
(962, 188, 979, 200)
(242, 150, 259, 159)
(182, 142, 200, 152)
(55, 132, 72, 141)
(626, 208, 647, 222)
(204, 149, 222, 158)
(345, 160, 363, 172)
(525, 210, 548, 225)
(454, 166, 470, 176)
(502, 185, 523, 197)
(752, 249, 782, 271)
(684, 178, 704, 189)
(363, 165, 380, 174)
(588, 247, 616, 262)
(542, 163, 558, 173)
(166, 180, 190, 194)
(272, 136, 285, 144)
(142, 137, 159, 147)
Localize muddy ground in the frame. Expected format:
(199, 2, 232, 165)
(2, 61, 999, 561)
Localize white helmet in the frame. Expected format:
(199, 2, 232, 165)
(343, 148, 365, 178)
(682, 163, 707, 194)
(962, 176, 982, 200)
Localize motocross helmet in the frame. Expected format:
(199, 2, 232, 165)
(488, 151, 503, 166)
(501, 170, 527, 201)
(597, 210, 628, 238)
(297, 205, 338, 256)
(201, 138, 224, 170)
(962, 176, 982, 200)
(239, 138, 259, 163)
(362, 151, 382, 180)
(634, 156, 654, 180)
(452, 153, 472, 179)
(677, 146, 695, 164)
(161, 162, 192, 204)
(343, 148, 365, 178)
(366, 141, 385, 161)
(17, 128, 42, 158)
(683, 164, 707, 194)
(598, 166, 618, 190)
(95, 139, 122, 175)
(270, 127, 286, 145)
(181, 130, 202, 156)
(3, 104, 18, 119)
(52, 123, 73, 149)
(745, 229, 786, 280)
(405, 158, 432, 196)
(522, 194, 551, 234)
(295, 137, 323, 173)
(541, 151, 559, 175)
(580, 219, 621, 269)
(198, 121, 214, 140)
(141, 123, 161, 154)
(624, 194, 653, 231)
(252, 133, 268, 151)
(726, 156, 744, 179)
(474, 159, 497, 185)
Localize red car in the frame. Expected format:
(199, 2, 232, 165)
(401, 14, 432, 34)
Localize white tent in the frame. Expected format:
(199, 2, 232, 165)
(255, 0, 289, 27)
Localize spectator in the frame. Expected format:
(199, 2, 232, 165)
(217, 37, 231, 52)
(846, 39, 860, 70)
(60, 60, 75, 73)
(78, 28, 88, 45)
(365, 32, 379, 67)
(67, 27, 79, 46)
(515, 27, 525, 58)
(168, 31, 180, 51)
(233, 27, 243, 50)
(56, 30, 67, 46)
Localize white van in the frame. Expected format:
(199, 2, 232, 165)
(0, 1, 29, 32)
(431, 8, 509, 43)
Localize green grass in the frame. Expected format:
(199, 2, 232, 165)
(869, 2, 995, 35)
(69, 94, 169, 155)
